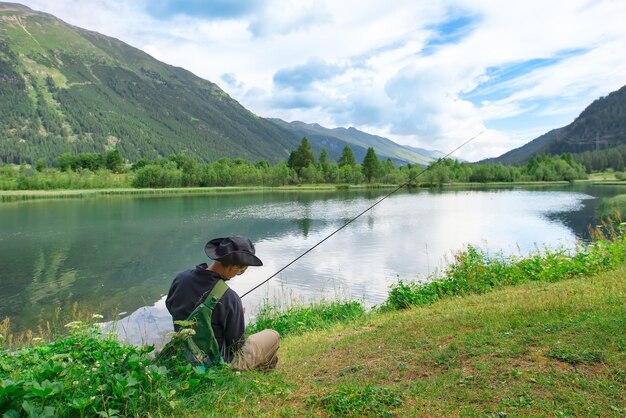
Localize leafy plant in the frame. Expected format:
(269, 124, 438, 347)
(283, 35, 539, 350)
(0, 321, 234, 417)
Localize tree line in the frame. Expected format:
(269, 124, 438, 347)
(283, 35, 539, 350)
(0, 137, 601, 190)
(573, 144, 626, 172)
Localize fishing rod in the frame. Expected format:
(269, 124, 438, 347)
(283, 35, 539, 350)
(240, 131, 484, 299)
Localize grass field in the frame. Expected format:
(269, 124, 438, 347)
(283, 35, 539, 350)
(265, 266, 625, 416)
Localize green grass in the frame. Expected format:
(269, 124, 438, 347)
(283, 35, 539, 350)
(601, 194, 626, 218)
(0, 184, 393, 202)
(272, 265, 626, 417)
(588, 171, 620, 181)
(1, 228, 625, 416)
(380, 220, 626, 311)
(246, 300, 365, 337)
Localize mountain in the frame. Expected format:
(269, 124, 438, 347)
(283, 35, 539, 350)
(0, 2, 299, 164)
(488, 84, 626, 164)
(402, 145, 448, 160)
(267, 119, 438, 166)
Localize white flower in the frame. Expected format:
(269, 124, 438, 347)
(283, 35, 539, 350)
(178, 328, 196, 339)
(92, 314, 104, 319)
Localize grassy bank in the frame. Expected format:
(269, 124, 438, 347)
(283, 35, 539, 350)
(601, 194, 626, 218)
(0, 184, 398, 203)
(274, 264, 625, 416)
(2, 227, 625, 416)
(5, 179, 623, 203)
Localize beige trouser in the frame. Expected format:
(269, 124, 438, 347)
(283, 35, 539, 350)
(231, 329, 280, 372)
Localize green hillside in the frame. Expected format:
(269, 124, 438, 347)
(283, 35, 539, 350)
(269, 118, 437, 166)
(0, 3, 299, 164)
(489, 84, 626, 165)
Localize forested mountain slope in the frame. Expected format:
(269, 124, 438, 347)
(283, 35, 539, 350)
(489, 84, 626, 165)
(0, 3, 299, 164)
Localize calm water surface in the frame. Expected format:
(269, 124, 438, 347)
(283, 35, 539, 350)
(0, 184, 623, 346)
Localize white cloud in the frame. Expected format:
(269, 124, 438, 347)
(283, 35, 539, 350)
(247, 0, 332, 37)
(17, 0, 626, 161)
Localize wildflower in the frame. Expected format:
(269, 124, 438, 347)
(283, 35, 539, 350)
(73, 381, 79, 386)
(92, 314, 104, 319)
(177, 328, 196, 339)
(64, 321, 83, 329)
(31, 337, 43, 342)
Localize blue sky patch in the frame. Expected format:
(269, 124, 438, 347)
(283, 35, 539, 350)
(422, 14, 479, 55)
(273, 58, 343, 90)
(145, 0, 263, 20)
(482, 94, 585, 137)
(462, 48, 589, 104)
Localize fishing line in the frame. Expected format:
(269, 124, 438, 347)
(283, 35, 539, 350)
(240, 131, 484, 299)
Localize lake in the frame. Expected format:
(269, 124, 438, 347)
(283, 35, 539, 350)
(0, 184, 623, 347)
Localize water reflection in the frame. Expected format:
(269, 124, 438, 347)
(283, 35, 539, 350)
(1, 185, 623, 345)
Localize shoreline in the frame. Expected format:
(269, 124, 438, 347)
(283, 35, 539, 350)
(2, 180, 624, 203)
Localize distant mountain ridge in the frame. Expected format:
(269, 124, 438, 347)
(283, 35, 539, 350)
(268, 119, 438, 166)
(0, 2, 298, 163)
(488, 84, 626, 164)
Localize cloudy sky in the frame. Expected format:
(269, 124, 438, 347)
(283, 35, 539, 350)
(18, 0, 626, 161)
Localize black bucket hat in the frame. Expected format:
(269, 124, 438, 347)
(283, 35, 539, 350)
(204, 236, 263, 266)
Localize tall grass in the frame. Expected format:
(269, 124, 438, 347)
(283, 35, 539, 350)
(246, 300, 365, 337)
(380, 215, 626, 311)
(600, 194, 626, 219)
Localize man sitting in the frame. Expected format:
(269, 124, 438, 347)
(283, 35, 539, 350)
(165, 236, 279, 371)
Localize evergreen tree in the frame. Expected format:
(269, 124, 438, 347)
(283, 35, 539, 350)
(287, 137, 315, 175)
(105, 149, 124, 173)
(338, 146, 356, 167)
(318, 148, 333, 182)
(362, 147, 380, 182)
(319, 148, 329, 168)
